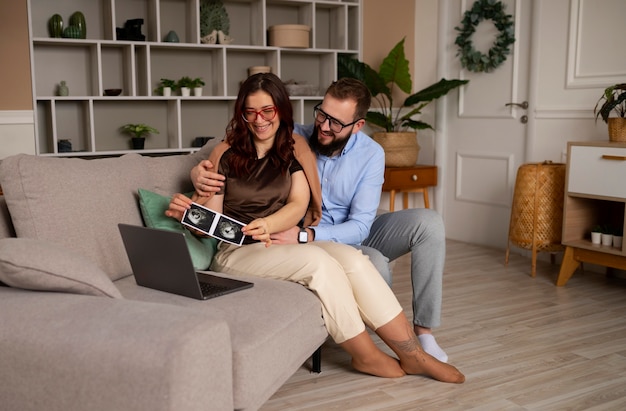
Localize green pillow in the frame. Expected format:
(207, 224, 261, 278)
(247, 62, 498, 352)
(138, 189, 217, 270)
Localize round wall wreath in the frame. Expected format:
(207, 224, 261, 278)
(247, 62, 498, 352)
(454, 0, 515, 73)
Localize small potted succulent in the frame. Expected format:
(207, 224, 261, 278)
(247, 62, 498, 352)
(154, 78, 177, 96)
(120, 123, 159, 149)
(594, 83, 626, 142)
(590, 225, 603, 245)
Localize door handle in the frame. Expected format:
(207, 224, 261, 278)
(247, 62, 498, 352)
(505, 101, 529, 109)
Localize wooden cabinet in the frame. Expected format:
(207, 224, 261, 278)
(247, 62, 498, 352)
(27, 0, 361, 157)
(381, 165, 437, 210)
(557, 141, 626, 286)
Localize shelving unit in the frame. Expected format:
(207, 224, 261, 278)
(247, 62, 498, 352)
(557, 141, 626, 285)
(27, 0, 361, 156)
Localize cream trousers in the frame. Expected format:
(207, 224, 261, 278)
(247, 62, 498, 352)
(210, 241, 402, 344)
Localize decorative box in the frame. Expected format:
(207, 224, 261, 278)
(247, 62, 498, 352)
(268, 24, 310, 48)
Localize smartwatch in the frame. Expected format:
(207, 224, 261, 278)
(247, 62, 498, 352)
(298, 227, 308, 243)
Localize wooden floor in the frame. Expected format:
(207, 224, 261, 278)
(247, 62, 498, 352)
(261, 240, 626, 410)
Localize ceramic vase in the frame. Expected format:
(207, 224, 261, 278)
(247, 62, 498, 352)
(48, 14, 64, 38)
(58, 81, 69, 96)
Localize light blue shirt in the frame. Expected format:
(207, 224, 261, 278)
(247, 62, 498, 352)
(294, 123, 385, 244)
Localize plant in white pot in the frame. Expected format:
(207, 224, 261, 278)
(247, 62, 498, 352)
(594, 83, 626, 142)
(338, 37, 469, 167)
(177, 76, 194, 97)
(154, 78, 177, 96)
(120, 123, 159, 150)
(190, 77, 205, 96)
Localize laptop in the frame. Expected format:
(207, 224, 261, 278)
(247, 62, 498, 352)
(118, 223, 253, 300)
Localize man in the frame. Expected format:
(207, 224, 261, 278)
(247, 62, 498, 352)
(191, 78, 449, 362)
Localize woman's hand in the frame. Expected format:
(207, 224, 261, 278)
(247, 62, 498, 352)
(165, 193, 193, 221)
(243, 218, 272, 247)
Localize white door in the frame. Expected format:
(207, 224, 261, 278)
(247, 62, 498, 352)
(439, 0, 533, 249)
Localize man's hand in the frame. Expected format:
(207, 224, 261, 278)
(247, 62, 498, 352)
(191, 160, 225, 196)
(269, 226, 300, 245)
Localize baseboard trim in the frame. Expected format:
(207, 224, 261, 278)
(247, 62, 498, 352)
(0, 110, 34, 125)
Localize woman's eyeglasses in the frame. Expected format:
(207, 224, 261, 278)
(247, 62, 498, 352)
(313, 103, 360, 133)
(242, 106, 278, 122)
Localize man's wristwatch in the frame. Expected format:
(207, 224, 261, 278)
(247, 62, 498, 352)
(298, 227, 308, 243)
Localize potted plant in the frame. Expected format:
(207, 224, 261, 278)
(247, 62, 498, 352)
(613, 226, 623, 249)
(338, 37, 469, 166)
(177, 76, 194, 96)
(594, 83, 626, 142)
(590, 225, 603, 245)
(120, 123, 159, 149)
(190, 77, 205, 96)
(154, 78, 177, 96)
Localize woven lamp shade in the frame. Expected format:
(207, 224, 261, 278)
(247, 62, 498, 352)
(505, 161, 566, 277)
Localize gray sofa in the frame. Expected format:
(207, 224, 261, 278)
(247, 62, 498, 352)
(0, 145, 327, 411)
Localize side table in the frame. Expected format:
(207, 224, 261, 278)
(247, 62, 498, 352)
(381, 165, 437, 210)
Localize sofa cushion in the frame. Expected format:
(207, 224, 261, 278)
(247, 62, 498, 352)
(0, 154, 151, 281)
(138, 188, 217, 270)
(0, 238, 122, 298)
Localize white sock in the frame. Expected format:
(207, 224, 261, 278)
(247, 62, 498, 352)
(418, 334, 449, 363)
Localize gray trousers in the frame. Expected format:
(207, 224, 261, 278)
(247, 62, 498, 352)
(353, 208, 444, 329)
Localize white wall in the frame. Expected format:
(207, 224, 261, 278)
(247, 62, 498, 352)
(0, 111, 35, 160)
(530, 0, 626, 163)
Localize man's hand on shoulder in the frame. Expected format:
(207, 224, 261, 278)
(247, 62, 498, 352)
(191, 160, 225, 196)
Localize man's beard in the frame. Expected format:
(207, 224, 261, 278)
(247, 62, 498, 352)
(309, 127, 350, 157)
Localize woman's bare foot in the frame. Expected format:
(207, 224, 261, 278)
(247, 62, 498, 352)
(379, 317, 465, 383)
(398, 345, 465, 383)
(351, 352, 406, 378)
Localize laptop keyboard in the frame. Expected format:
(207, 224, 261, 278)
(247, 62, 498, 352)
(199, 281, 231, 297)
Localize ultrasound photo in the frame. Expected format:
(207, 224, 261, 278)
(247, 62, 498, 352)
(181, 202, 246, 246)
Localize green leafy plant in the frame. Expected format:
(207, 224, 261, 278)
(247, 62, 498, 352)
(594, 83, 626, 123)
(189, 77, 205, 88)
(338, 38, 469, 132)
(120, 123, 159, 139)
(177, 76, 194, 89)
(154, 78, 178, 95)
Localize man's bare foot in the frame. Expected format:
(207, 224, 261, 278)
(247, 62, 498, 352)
(351, 353, 406, 378)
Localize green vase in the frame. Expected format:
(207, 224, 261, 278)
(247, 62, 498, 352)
(69, 11, 87, 39)
(57, 81, 69, 96)
(48, 14, 64, 38)
(62, 26, 81, 39)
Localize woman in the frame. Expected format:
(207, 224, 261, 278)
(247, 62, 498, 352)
(167, 73, 464, 383)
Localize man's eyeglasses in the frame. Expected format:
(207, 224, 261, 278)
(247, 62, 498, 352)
(313, 104, 360, 133)
(242, 106, 278, 122)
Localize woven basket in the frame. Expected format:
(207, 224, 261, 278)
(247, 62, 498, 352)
(608, 118, 626, 142)
(371, 132, 420, 167)
(505, 161, 566, 276)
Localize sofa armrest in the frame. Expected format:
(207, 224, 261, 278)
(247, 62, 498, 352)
(0, 288, 233, 411)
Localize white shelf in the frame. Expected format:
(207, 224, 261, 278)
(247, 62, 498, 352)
(28, 0, 361, 156)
